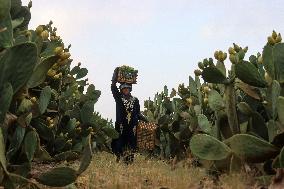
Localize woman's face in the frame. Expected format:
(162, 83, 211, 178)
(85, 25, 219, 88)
(121, 88, 130, 95)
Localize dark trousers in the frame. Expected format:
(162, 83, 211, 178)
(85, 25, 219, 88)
(111, 125, 137, 164)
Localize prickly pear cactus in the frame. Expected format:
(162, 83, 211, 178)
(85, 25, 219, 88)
(0, 0, 118, 188)
(145, 30, 284, 183)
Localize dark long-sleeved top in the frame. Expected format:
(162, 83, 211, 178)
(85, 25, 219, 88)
(111, 84, 142, 131)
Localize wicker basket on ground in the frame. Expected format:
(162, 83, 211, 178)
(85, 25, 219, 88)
(136, 121, 157, 151)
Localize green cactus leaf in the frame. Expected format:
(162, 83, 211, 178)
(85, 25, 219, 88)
(40, 40, 62, 57)
(224, 134, 279, 163)
(34, 146, 53, 162)
(76, 68, 88, 79)
(54, 151, 79, 162)
(23, 130, 38, 162)
(237, 102, 253, 116)
(38, 86, 51, 114)
(216, 61, 226, 76)
(37, 167, 77, 187)
(80, 101, 95, 124)
(11, 17, 24, 29)
(235, 61, 267, 87)
(277, 96, 284, 125)
(27, 56, 58, 88)
(31, 119, 54, 141)
(163, 85, 168, 97)
(0, 42, 37, 93)
(102, 126, 119, 139)
(201, 66, 228, 84)
(78, 135, 92, 174)
(263, 43, 284, 83)
(188, 76, 197, 96)
(217, 112, 233, 139)
(279, 146, 284, 168)
(0, 13, 13, 48)
(0, 128, 7, 172)
(208, 90, 225, 111)
(85, 84, 101, 103)
(11, 6, 31, 29)
(272, 132, 284, 148)
(248, 112, 269, 140)
(268, 80, 281, 119)
(0, 82, 13, 123)
(7, 125, 26, 161)
(267, 120, 279, 143)
(0, 0, 11, 20)
(197, 114, 212, 134)
(54, 136, 67, 152)
(65, 118, 76, 133)
(190, 134, 231, 161)
(17, 98, 33, 114)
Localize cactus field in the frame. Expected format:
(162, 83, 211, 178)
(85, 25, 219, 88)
(1, 0, 284, 188)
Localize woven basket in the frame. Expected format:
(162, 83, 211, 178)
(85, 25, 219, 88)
(136, 121, 157, 151)
(117, 69, 138, 84)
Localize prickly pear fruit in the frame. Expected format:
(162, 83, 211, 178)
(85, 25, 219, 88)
(229, 54, 237, 64)
(194, 69, 202, 76)
(228, 47, 236, 55)
(41, 30, 49, 40)
(54, 47, 63, 55)
(268, 36, 276, 45)
(276, 33, 282, 43)
(36, 25, 44, 35)
(272, 30, 278, 40)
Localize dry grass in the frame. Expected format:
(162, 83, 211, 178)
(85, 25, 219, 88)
(76, 152, 258, 189)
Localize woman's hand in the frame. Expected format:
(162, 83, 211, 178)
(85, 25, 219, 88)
(112, 67, 119, 84)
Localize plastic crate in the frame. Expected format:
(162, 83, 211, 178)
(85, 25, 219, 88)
(136, 121, 157, 150)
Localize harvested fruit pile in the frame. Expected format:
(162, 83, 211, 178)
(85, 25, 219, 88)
(117, 65, 138, 84)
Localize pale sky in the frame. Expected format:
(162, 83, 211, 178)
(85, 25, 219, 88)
(22, 0, 284, 121)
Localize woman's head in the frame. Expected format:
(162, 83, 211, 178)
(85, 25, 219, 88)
(120, 83, 132, 95)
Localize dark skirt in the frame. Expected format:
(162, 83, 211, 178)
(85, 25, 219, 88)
(111, 125, 137, 156)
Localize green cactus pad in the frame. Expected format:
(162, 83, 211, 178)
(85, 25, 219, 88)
(102, 126, 119, 139)
(54, 151, 79, 162)
(201, 66, 228, 84)
(0, 42, 37, 93)
(263, 43, 284, 83)
(80, 101, 95, 124)
(0, 13, 13, 48)
(190, 134, 231, 161)
(38, 86, 51, 114)
(224, 134, 279, 163)
(279, 146, 284, 168)
(77, 135, 92, 174)
(248, 112, 269, 141)
(76, 68, 88, 79)
(235, 61, 267, 88)
(277, 96, 284, 125)
(27, 56, 58, 88)
(208, 90, 225, 111)
(36, 167, 77, 187)
(197, 114, 212, 134)
(0, 82, 13, 123)
(0, 128, 7, 172)
(0, 0, 11, 20)
(23, 130, 38, 162)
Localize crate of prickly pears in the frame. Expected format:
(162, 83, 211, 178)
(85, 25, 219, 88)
(136, 121, 157, 151)
(117, 65, 138, 84)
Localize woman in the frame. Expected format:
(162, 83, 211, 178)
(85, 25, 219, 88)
(110, 67, 146, 164)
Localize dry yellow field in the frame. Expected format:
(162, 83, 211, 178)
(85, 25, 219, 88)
(75, 152, 257, 189)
